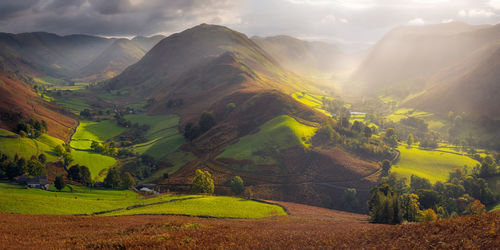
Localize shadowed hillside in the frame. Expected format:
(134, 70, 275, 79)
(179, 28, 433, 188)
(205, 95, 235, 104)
(131, 35, 166, 51)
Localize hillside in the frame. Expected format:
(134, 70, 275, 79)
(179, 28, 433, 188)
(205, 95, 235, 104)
(0, 71, 77, 140)
(77, 39, 146, 81)
(131, 35, 166, 51)
(252, 35, 346, 75)
(0, 32, 113, 78)
(405, 43, 500, 119)
(105, 24, 378, 209)
(349, 22, 500, 97)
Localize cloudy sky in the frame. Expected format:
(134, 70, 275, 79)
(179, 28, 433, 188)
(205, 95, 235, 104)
(2, 0, 500, 49)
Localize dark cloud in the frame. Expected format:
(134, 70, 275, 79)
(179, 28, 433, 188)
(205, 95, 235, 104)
(0, 0, 39, 20)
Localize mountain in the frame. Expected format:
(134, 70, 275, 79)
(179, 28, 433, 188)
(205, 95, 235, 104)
(132, 35, 166, 51)
(77, 39, 146, 81)
(252, 35, 347, 76)
(0, 71, 76, 140)
(349, 22, 500, 97)
(405, 42, 500, 119)
(0, 32, 113, 78)
(107, 24, 379, 209)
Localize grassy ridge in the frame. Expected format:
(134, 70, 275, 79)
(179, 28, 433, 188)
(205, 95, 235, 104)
(217, 115, 317, 164)
(0, 129, 62, 162)
(124, 114, 185, 159)
(391, 146, 479, 183)
(106, 196, 286, 218)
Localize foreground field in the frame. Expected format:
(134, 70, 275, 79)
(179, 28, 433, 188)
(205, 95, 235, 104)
(0, 182, 284, 218)
(392, 146, 479, 183)
(0, 203, 497, 249)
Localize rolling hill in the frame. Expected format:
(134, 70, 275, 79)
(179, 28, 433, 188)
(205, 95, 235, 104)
(349, 22, 500, 97)
(106, 24, 379, 210)
(252, 35, 347, 76)
(77, 39, 146, 81)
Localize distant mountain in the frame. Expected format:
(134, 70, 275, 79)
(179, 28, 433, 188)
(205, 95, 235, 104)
(252, 35, 347, 75)
(0, 71, 76, 140)
(0, 32, 113, 78)
(132, 35, 166, 51)
(349, 22, 500, 97)
(77, 39, 146, 81)
(405, 42, 500, 119)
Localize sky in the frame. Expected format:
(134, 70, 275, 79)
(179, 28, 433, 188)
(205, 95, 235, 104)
(1, 0, 500, 49)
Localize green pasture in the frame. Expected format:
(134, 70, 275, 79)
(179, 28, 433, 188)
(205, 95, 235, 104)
(70, 120, 126, 150)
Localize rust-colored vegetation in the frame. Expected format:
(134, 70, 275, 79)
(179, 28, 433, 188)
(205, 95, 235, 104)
(0, 201, 497, 249)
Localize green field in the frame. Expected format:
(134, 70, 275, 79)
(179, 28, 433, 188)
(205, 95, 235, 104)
(107, 196, 286, 218)
(70, 150, 116, 181)
(391, 146, 480, 183)
(0, 182, 197, 215)
(124, 114, 185, 159)
(140, 150, 196, 183)
(217, 115, 317, 164)
(53, 96, 91, 112)
(0, 129, 63, 162)
(0, 182, 284, 218)
(291, 92, 333, 116)
(34, 76, 67, 86)
(71, 120, 127, 150)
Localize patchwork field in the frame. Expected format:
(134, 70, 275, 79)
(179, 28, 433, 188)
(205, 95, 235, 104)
(391, 146, 480, 183)
(124, 114, 185, 159)
(70, 120, 126, 150)
(0, 129, 63, 162)
(217, 115, 317, 164)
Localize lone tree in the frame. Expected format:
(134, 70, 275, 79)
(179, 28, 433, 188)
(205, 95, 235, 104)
(229, 176, 244, 194)
(192, 169, 214, 194)
(54, 176, 65, 191)
(407, 134, 414, 147)
(381, 159, 392, 176)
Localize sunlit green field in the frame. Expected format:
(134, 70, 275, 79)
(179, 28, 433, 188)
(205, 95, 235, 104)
(217, 115, 317, 164)
(53, 96, 91, 112)
(0, 182, 197, 215)
(0, 129, 62, 162)
(70, 120, 127, 150)
(391, 146, 479, 183)
(107, 196, 286, 218)
(70, 150, 116, 181)
(291, 92, 333, 116)
(125, 114, 185, 159)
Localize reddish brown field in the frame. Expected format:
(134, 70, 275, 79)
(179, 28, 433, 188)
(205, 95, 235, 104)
(0, 202, 497, 249)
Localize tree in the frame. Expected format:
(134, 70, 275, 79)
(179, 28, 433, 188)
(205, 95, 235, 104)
(343, 188, 360, 211)
(184, 122, 201, 141)
(369, 184, 400, 224)
(398, 193, 420, 222)
(68, 165, 81, 182)
(79, 166, 92, 186)
(104, 168, 121, 189)
(415, 189, 441, 209)
(199, 112, 216, 133)
(479, 156, 497, 178)
(381, 159, 392, 176)
(468, 200, 486, 215)
(229, 176, 244, 194)
(410, 175, 432, 191)
(364, 126, 373, 138)
(192, 169, 214, 194)
(38, 153, 47, 164)
(419, 208, 437, 222)
(407, 134, 414, 146)
(121, 172, 135, 189)
(384, 128, 398, 148)
(27, 159, 45, 176)
(63, 153, 73, 167)
(54, 176, 65, 191)
(54, 145, 65, 157)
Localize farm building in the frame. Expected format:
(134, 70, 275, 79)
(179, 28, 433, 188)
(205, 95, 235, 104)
(16, 176, 50, 190)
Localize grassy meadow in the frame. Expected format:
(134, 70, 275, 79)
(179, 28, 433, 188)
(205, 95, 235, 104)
(217, 115, 317, 164)
(0, 129, 63, 162)
(70, 150, 116, 181)
(391, 146, 479, 183)
(70, 120, 127, 150)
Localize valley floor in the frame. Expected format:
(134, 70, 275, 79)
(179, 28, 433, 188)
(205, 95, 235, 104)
(0, 202, 497, 249)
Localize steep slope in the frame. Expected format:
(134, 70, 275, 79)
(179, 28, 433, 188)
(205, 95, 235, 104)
(252, 35, 347, 75)
(406, 43, 500, 119)
(349, 22, 499, 96)
(0, 32, 113, 78)
(131, 35, 166, 51)
(107, 24, 379, 209)
(0, 71, 77, 140)
(78, 39, 146, 81)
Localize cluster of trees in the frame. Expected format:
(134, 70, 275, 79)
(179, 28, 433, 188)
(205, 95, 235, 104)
(90, 141, 118, 156)
(370, 163, 497, 224)
(312, 117, 392, 161)
(67, 164, 91, 186)
(114, 113, 132, 128)
(118, 124, 151, 144)
(0, 153, 47, 179)
(184, 112, 216, 141)
(16, 118, 47, 138)
(103, 168, 135, 189)
(53, 144, 73, 167)
(121, 154, 160, 181)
